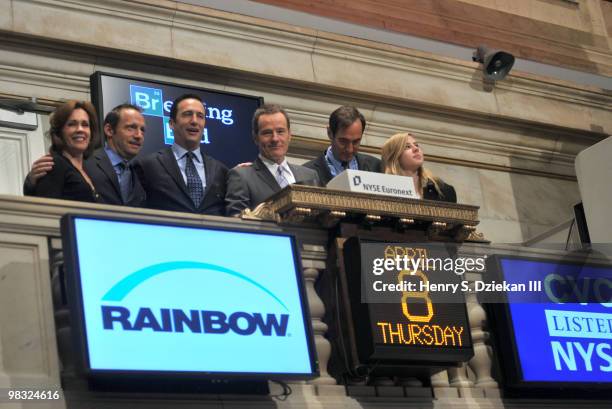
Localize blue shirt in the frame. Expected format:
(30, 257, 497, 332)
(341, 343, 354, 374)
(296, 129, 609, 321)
(172, 144, 206, 190)
(104, 145, 129, 182)
(325, 146, 357, 178)
(105, 145, 133, 203)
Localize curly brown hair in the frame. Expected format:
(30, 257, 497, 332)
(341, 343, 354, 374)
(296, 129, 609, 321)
(48, 100, 99, 158)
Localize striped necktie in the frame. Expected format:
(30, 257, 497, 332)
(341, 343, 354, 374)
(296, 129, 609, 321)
(276, 165, 289, 188)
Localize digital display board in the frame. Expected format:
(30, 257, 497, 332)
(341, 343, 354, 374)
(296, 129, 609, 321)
(61, 215, 317, 379)
(488, 255, 612, 394)
(90, 72, 261, 168)
(341, 239, 473, 369)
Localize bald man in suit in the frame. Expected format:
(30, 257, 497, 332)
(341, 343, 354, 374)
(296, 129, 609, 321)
(225, 104, 319, 216)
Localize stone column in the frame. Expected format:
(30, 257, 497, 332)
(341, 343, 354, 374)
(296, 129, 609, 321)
(466, 279, 499, 396)
(301, 244, 336, 386)
(447, 274, 476, 397)
(49, 242, 85, 392)
(431, 369, 459, 398)
(50, 250, 73, 376)
(447, 364, 472, 388)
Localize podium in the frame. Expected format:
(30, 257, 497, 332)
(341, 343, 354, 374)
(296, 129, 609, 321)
(241, 185, 486, 393)
(242, 184, 485, 242)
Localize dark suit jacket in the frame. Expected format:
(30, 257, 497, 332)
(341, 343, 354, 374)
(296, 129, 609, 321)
(225, 157, 320, 216)
(424, 179, 457, 203)
(303, 151, 382, 185)
(23, 148, 145, 207)
(133, 147, 228, 215)
(28, 153, 99, 203)
(84, 148, 146, 207)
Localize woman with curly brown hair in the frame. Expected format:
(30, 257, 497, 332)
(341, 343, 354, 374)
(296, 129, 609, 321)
(381, 132, 456, 202)
(28, 100, 101, 202)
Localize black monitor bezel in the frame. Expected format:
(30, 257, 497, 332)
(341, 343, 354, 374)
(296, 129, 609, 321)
(61, 213, 318, 381)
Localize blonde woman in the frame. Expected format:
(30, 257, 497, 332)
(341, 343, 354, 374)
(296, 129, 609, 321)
(381, 132, 456, 202)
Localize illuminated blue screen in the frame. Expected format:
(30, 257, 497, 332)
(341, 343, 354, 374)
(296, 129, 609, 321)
(72, 217, 315, 376)
(501, 258, 611, 383)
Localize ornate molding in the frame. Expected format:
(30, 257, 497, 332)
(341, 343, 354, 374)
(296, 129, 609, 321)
(240, 185, 486, 241)
(0, 194, 274, 237)
(255, 0, 612, 77)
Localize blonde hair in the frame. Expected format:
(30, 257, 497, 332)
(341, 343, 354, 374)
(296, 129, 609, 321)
(381, 132, 443, 198)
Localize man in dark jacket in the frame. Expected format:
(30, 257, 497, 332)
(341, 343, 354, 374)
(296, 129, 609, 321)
(225, 104, 319, 216)
(303, 105, 381, 185)
(132, 94, 227, 215)
(24, 103, 146, 206)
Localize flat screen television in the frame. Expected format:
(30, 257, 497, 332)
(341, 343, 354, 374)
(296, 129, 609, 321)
(61, 214, 318, 382)
(90, 72, 262, 168)
(487, 255, 612, 398)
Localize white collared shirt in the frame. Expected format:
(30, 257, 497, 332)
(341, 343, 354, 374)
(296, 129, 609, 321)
(172, 144, 206, 190)
(259, 155, 296, 185)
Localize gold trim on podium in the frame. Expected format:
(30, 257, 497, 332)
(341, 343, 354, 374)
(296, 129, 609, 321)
(241, 185, 487, 242)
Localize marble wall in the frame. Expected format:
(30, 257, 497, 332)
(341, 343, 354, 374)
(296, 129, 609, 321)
(427, 162, 581, 243)
(254, 0, 612, 75)
(0, 230, 60, 393)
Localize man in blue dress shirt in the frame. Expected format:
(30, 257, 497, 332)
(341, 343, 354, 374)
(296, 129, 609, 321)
(304, 105, 381, 185)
